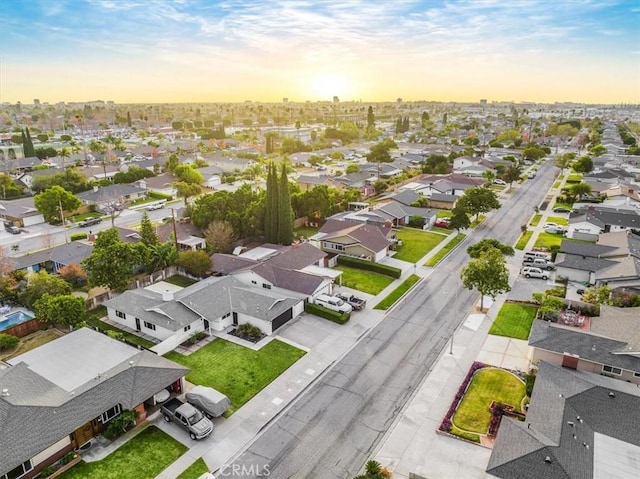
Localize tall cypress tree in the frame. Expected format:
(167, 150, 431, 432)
(21, 130, 28, 156)
(264, 162, 279, 243)
(25, 127, 35, 157)
(277, 162, 293, 245)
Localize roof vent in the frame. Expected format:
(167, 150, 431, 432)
(609, 391, 615, 398)
(544, 456, 552, 464)
(129, 360, 135, 367)
(1, 388, 8, 397)
(567, 421, 574, 427)
(592, 344, 596, 351)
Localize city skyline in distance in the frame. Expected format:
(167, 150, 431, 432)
(1, 0, 639, 105)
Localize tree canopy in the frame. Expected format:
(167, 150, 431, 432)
(460, 248, 511, 311)
(467, 239, 514, 258)
(34, 185, 81, 223)
(457, 186, 500, 221)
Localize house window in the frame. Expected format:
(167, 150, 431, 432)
(143, 321, 156, 331)
(634, 371, 640, 377)
(98, 404, 122, 423)
(251, 280, 257, 285)
(2, 460, 33, 479)
(183, 325, 191, 332)
(115, 310, 126, 319)
(322, 241, 345, 252)
(221, 312, 231, 319)
(602, 365, 622, 376)
(262, 283, 272, 290)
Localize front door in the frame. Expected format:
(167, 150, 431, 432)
(232, 312, 238, 326)
(72, 421, 94, 448)
(135, 317, 141, 331)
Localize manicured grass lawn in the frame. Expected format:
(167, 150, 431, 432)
(552, 180, 561, 189)
(177, 459, 209, 479)
(566, 174, 583, 183)
(488, 303, 538, 340)
(374, 275, 420, 310)
(553, 202, 573, 211)
(529, 214, 542, 226)
(436, 210, 452, 218)
(58, 426, 186, 479)
(547, 216, 568, 226)
(294, 226, 319, 239)
(452, 368, 526, 434)
(163, 275, 197, 287)
(85, 306, 155, 349)
(450, 424, 480, 443)
(534, 232, 563, 249)
(430, 227, 452, 235)
(335, 265, 394, 294)
(165, 339, 306, 415)
(515, 230, 533, 250)
(425, 234, 466, 267)
(394, 228, 446, 263)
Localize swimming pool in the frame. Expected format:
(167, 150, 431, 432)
(0, 310, 35, 332)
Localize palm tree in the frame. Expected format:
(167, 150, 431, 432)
(353, 460, 389, 479)
(59, 146, 71, 169)
(482, 170, 496, 185)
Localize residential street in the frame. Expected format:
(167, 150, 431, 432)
(220, 161, 556, 478)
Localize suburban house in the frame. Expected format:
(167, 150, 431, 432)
(0, 156, 43, 174)
(11, 242, 93, 274)
(403, 174, 484, 198)
(528, 306, 640, 385)
(310, 218, 395, 263)
(0, 198, 45, 227)
(0, 328, 188, 479)
(135, 173, 177, 198)
(361, 163, 403, 178)
(554, 240, 619, 284)
(103, 275, 304, 346)
(486, 361, 640, 479)
(329, 172, 377, 197)
(76, 184, 147, 212)
(155, 221, 206, 251)
(196, 166, 223, 189)
(567, 207, 640, 240)
(296, 174, 333, 192)
(212, 242, 338, 300)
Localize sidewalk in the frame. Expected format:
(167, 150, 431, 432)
(156, 230, 467, 478)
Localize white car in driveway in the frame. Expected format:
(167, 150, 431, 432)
(493, 179, 507, 185)
(147, 203, 165, 211)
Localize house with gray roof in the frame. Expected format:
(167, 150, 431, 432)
(11, 241, 94, 274)
(528, 311, 640, 385)
(76, 184, 146, 212)
(0, 328, 188, 479)
(487, 361, 640, 479)
(0, 197, 45, 227)
(103, 275, 304, 342)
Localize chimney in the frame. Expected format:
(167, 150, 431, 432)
(1, 388, 8, 397)
(161, 290, 174, 301)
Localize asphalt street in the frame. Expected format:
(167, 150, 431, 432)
(223, 160, 557, 479)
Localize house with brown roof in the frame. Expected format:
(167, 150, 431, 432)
(156, 220, 206, 251)
(310, 218, 394, 262)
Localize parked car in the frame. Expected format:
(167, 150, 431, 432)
(79, 217, 102, 227)
(521, 267, 549, 280)
(527, 172, 536, 179)
(524, 251, 552, 262)
(544, 225, 566, 235)
(315, 294, 353, 313)
(186, 386, 231, 419)
(434, 218, 451, 228)
(553, 207, 572, 213)
(4, 222, 20, 234)
(523, 258, 555, 270)
(147, 203, 165, 211)
(161, 397, 214, 440)
(335, 293, 367, 310)
(493, 179, 507, 185)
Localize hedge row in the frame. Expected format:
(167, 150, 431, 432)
(148, 191, 173, 200)
(70, 232, 88, 241)
(337, 255, 401, 278)
(304, 302, 350, 324)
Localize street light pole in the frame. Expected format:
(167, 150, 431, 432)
(58, 198, 68, 244)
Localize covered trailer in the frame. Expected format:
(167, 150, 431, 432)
(186, 385, 231, 418)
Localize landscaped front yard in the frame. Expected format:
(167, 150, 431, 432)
(488, 303, 538, 340)
(534, 232, 564, 249)
(374, 274, 420, 310)
(393, 228, 446, 263)
(335, 264, 394, 294)
(58, 426, 186, 479)
(424, 234, 466, 267)
(452, 368, 525, 435)
(165, 339, 306, 415)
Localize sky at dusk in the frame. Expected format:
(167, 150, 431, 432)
(1, 0, 639, 104)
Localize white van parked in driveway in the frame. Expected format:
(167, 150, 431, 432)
(315, 294, 353, 313)
(521, 267, 549, 280)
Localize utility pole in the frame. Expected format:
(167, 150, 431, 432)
(170, 207, 179, 253)
(58, 198, 68, 244)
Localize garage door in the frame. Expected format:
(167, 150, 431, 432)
(272, 308, 293, 331)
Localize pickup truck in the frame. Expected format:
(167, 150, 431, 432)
(335, 293, 367, 310)
(161, 397, 214, 440)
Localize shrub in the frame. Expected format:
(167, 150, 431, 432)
(70, 232, 88, 241)
(525, 370, 537, 397)
(188, 331, 207, 344)
(148, 190, 173, 200)
(103, 410, 139, 439)
(337, 255, 401, 279)
(305, 302, 350, 324)
(235, 323, 263, 341)
(39, 466, 56, 478)
(0, 333, 19, 351)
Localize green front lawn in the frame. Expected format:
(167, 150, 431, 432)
(453, 368, 526, 434)
(566, 174, 583, 183)
(59, 426, 186, 479)
(547, 216, 568, 226)
(529, 214, 542, 226)
(335, 265, 394, 294)
(488, 303, 538, 340)
(165, 339, 305, 415)
(374, 274, 420, 310)
(534, 232, 563, 249)
(85, 306, 156, 349)
(552, 180, 561, 189)
(424, 234, 466, 267)
(294, 226, 319, 239)
(436, 210, 453, 218)
(394, 228, 446, 263)
(177, 459, 210, 479)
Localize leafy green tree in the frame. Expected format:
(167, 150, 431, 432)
(0, 333, 19, 352)
(569, 182, 592, 201)
(83, 228, 148, 291)
(581, 284, 612, 305)
(0, 173, 24, 198)
(148, 241, 178, 272)
(278, 162, 293, 245)
(522, 145, 547, 161)
(460, 248, 511, 311)
(175, 181, 202, 208)
(177, 250, 211, 277)
(139, 211, 158, 247)
(22, 270, 72, 309)
(554, 153, 574, 173)
(502, 164, 523, 187)
(34, 294, 86, 326)
(366, 142, 393, 164)
(573, 156, 594, 173)
(174, 164, 204, 184)
(448, 204, 471, 232)
(34, 185, 81, 223)
(165, 153, 179, 172)
(345, 163, 360, 174)
(589, 144, 606, 157)
(457, 186, 500, 221)
(482, 170, 496, 184)
(467, 238, 514, 258)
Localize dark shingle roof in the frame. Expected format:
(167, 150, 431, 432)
(11, 242, 93, 271)
(554, 253, 618, 272)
